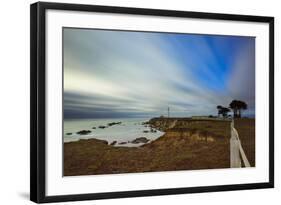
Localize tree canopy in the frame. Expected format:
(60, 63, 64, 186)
(216, 100, 247, 118)
(217, 105, 231, 118)
(229, 100, 247, 118)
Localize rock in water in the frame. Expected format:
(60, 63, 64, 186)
(107, 122, 122, 126)
(150, 128, 157, 133)
(131, 137, 149, 144)
(76, 130, 91, 135)
(110, 141, 117, 146)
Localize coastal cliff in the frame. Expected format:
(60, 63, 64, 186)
(148, 117, 184, 131)
(148, 117, 230, 131)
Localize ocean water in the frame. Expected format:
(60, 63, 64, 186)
(64, 118, 164, 147)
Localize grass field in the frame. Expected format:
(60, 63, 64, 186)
(234, 118, 255, 166)
(64, 118, 255, 176)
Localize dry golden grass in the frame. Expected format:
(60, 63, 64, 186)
(64, 119, 255, 176)
(234, 118, 255, 166)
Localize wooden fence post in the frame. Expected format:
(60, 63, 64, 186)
(230, 120, 241, 168)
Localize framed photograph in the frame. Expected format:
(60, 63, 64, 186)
(30, 2, 274, 203)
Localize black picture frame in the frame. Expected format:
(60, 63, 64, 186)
(30, 1, 274, 203)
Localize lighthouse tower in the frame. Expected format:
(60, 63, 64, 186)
(168, 107, 170, 118)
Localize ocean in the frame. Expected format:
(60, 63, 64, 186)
(64, 118, 164, 147)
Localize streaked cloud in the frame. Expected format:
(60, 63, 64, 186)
(63, 28, 255, 118)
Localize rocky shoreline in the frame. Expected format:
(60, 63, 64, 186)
(66, 121, 124, 136)
(65, 120, 162, 146)
(64, 118, 255, 176)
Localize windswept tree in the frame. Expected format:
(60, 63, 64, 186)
(217, 105, 222, 117)
(229, 100, 247, 118)
(221, 107, 231, 118)
(217, 105, 230, 118)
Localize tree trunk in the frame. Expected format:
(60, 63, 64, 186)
(238, 109, 241, 118)
(233, 109, 238, 118)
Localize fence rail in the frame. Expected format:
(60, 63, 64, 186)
(230, 120, 251, 168)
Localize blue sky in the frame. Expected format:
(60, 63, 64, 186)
(63, 28, 255, 119)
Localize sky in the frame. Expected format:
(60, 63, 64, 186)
(63, 28, 255, 119)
